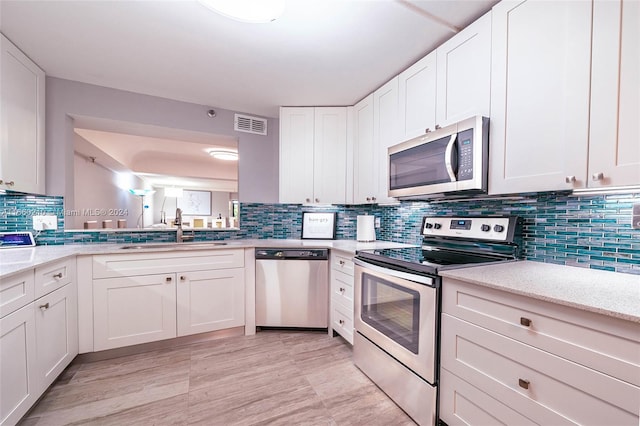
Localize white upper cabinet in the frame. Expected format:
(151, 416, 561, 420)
(313, 107, 348, 204)
(436, 12, 491, 126)
(279, 107, 315, 203)
(398, 52, 437, 141)
(489, 0, 592, 194)
(279, 107, 348, 204)
(588, 0, 639, 188)
(374, 77, 401, 204)
(352, 94, 377, 204)
(0, 34, 46, 195)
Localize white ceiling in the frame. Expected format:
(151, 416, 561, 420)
(0, 0, 498, 118)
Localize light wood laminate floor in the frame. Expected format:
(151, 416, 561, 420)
(21, 331, 416, 425)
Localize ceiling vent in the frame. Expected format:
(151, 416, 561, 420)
(235, 114, 267, 135)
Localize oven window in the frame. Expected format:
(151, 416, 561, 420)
(361, 272, 420, 354)
(389, 135, 454, 190)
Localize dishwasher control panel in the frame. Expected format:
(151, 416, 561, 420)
(255, 248, 329, 260)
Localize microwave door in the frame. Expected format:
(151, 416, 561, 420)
(389, 134, 457, 192)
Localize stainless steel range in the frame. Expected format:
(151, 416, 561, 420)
(353, 215, 522, 426)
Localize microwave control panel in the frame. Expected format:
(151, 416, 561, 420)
(456, 128, 474, 181)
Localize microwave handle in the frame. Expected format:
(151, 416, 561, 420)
(444, 134, 457, 182)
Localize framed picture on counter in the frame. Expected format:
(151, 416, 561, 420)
(177, 190, 212, 216)
(301, 212, 337, 240)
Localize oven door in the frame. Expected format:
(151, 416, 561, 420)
(354, 260, 438, 384)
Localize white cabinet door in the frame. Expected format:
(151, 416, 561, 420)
(93, 274, 177, 351)
(0, 303, 37, 426)
(353, 94, 377, 204)
(436, 12, 491, 126)
(34, 282, 78, 392)
(374, 77, 400, 204)
(489, 0, 592, 194)
(0, 34, 45, 195)
(313, 107, 348, 204)
(176, 269, 245, 336)
(589, 0, 640, 188)
(279, 107, 315, 203)
(398, 52, 437, 141)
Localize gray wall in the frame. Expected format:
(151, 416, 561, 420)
(45, 77, 279, 205)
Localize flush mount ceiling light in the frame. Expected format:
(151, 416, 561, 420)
(197, 0, 285, 23)
(206, 148, 239, 161)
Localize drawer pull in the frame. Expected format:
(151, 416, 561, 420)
(339, 260, 345, 266)
(180, 275, 186, 281)
(520, 317, 532, 327)
(53, 272, 63, 279)
(518, 378, 530, 390)
(339, 287, 345, 293)
(39, 303, 50, 310)
(338, 319, 345, 326)
(166, 277, 172, 282)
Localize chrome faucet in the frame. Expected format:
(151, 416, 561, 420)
(175, 208, 194, 243)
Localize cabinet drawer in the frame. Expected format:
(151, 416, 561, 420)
(442, 278, 639, 385)
(332, 303, 353, 344)
(440, 368, 537, 426)
(441, 314, 639, 426)
(331, 253, 354, 276)
(0, 270, 34, 318)
(34, 258, 75, 299)
(93, 249, 244, 278)
(331, 269, 354, 307)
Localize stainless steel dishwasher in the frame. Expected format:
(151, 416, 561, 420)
(255, 248, 329, 328)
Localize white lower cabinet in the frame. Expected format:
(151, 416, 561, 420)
(0, 304, 37, 426)
(439, 278, 640, 426)
(35, 281, 78, 391)
(0, 259, 78, 426)
(176, 268, 245, 336)
(330, 251, 355, 344)
(92, 249, 246, 351)
(93, 274, 177, 351)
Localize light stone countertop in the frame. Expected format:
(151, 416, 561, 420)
(440, 260, 640, 323)
(0, 239, 415, 279)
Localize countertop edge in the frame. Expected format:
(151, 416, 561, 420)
(440, 260, 640, 323)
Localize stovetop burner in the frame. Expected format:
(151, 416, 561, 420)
(356, 215, 523, 276)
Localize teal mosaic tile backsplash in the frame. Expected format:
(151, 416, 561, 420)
(1, 192, 638, 274)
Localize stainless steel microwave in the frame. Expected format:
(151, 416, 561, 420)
(388, 116, 489, 199)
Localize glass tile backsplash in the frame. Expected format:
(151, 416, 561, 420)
(1, 192, 638, 274)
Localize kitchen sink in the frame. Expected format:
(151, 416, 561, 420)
(120, 242, 228, 250)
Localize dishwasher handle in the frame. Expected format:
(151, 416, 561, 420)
(255, 248, 329, 260)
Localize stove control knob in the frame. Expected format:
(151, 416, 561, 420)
(433, 223, 442, 230)
(494, 225, 505, 233)
(481, 224, 491, 232)
(424, 222, 433, 229)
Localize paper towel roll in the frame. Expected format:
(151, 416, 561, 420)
(357, 215, 376, 242)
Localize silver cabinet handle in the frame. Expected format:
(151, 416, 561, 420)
(305, 198, 311, 203)
(435, 124, 441, 130)
(5, 181, 14, 187)
(565, 176, 576, 183)
(315, 198, 319, 203)
(518, 378, 530, 390)
(166, 277, 172, 282)
(180, 276, 186, 281)
(53, 272, 63, 279)
(339, 287, 345, 293)
(425, 128, 431, 133)
(520, 317, 532, 327)
(0, 179, 3, 185)
(39, 303, 50, 310)
(339, 260, 345, 266)
(371, 196, 376, 202)
(592, 172, 604, 181)
(338, 319, 345, 326)
(366, 197, 371, 202)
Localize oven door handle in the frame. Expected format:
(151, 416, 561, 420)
(354, 258, 435, 286)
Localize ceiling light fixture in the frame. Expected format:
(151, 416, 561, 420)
(197, 0, 285, 23)
(206, 148, 239, 161)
